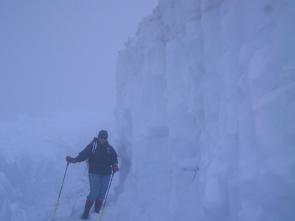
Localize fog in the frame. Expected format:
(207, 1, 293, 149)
(0, 0, 157, 122)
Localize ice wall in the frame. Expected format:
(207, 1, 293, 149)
(113, 0, 295, 221)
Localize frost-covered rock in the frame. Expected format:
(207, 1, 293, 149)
(113, 0, 295, 221)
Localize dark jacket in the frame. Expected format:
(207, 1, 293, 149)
(75, 138, 118, 175)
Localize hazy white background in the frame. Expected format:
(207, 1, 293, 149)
(0, 0, 157, 122)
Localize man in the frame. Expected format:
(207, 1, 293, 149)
(66, 130, 119, 220)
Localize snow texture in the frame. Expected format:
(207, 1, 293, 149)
(112, 0, 295, 221)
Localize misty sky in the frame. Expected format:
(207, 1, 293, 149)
(0, 0, 157, 121)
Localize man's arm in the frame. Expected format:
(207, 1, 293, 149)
(66, 139, 94, 163)
(110, 147, 119, 173)
(74, 145, 92, 162)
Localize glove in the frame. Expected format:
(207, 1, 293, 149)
(66, 156, 76, 163)
(112, 164, 119, 173)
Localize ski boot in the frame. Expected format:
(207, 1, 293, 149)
(81, 199, 94, 220)
(94, 199, 103, 213)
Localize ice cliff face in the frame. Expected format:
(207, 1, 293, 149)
(113, 0, 295, 221)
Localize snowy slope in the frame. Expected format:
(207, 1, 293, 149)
(112, 0, 295, 221)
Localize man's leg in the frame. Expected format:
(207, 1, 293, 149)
(81, 173, 98, 219)
(95, 175, 111, 213)
(81, 199, 94, 220)
(94, 198, 103, 213)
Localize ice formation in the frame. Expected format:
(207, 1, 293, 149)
(113, 0, 295, 220)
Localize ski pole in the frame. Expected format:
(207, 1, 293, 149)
(52, 162, 70, 221)
(98, 173, 114, 221)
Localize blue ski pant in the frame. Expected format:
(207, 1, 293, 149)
(87, 173, 111, 201)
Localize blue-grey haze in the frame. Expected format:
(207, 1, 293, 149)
(0, 0, 157, 121)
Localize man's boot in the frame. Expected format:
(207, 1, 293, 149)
(81, 199, 94, 220)
(94, 199, 103, 213)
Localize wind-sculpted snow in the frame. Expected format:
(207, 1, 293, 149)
(113, 0, 295, 221)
